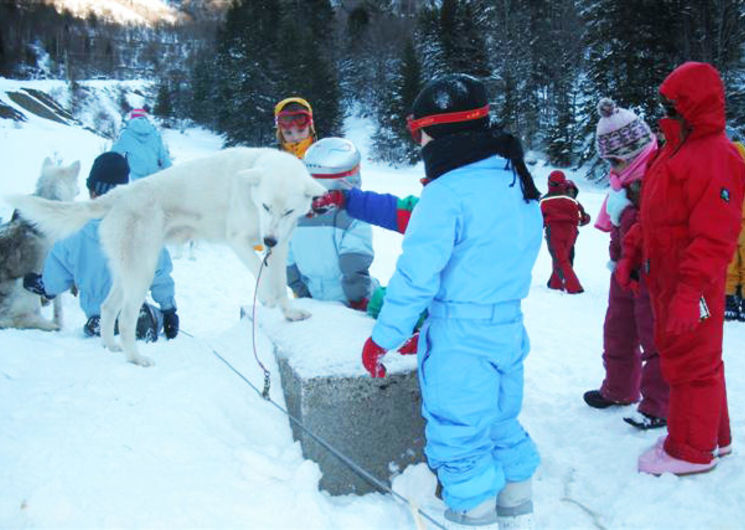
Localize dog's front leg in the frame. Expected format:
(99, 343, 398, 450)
(266, 241, 310, 322)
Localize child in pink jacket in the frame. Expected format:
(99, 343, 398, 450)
(583, 98, 669, 430)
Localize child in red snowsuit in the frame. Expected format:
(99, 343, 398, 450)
(617, 62, 745, 475)
(583, 98, 669, 430)
(540, 170, 588, 293)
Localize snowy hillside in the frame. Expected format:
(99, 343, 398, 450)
(1, 80, 745, 529)
(49, 0, 183, 25)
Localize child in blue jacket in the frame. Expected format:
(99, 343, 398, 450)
(24, 152, 178, 341)
(358, 75, 542, 528)
(112, 108, 172, 181)
(287, 137, 378, 309)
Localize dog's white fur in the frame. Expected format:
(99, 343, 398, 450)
(8, 147, 326, 366)
(0, 157, 80, 331)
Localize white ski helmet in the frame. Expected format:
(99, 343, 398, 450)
(303, 137, 361, 191)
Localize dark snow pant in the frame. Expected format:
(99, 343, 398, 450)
(651, 278, 732, 464)
(599, 276, 669, 418)
(545, 222, 583, 293)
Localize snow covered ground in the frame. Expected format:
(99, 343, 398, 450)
(1, 80, 745, 529)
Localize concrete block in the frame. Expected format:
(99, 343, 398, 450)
(258, 299, 426, 495)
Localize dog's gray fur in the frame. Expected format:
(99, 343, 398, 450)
(0, 158, 80, 330)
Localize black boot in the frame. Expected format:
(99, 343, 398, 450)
(623, 412, 667, 430)
(83, 315, 101, 337)
(725, 294, 739, 321)
(583, 390, 630, 409)
(738, 296, 745, 322)
(136, 304, 159, 343)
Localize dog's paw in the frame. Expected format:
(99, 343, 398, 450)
(283, 306, 311, 321)
(129, 354, 154, 367)
(41, 322, 61, 332)
(259, 295, 277, 308)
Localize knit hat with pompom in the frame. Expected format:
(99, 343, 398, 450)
(595, 98, 653, 161)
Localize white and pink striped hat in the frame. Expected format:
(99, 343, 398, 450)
(595, 98, 653, 161)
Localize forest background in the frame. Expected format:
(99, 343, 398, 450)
(2, 0, 745, 177)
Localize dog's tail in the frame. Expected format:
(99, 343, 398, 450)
(5, 193, 117, 240)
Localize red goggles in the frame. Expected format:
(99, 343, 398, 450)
(276, 110, 312, 130)
(406, 104, 490, 143)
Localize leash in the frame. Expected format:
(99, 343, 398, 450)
(250, 248, 272, 399)
(179, 243, 445, 529)
(180, 328, 444, 530)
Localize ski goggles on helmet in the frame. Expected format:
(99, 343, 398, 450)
(276, 110, 312, 130)
(406, 104, 490, 144)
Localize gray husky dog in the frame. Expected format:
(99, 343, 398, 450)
(0, 158, 80, 330)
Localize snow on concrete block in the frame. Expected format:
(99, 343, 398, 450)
(258, 299, 425, 495)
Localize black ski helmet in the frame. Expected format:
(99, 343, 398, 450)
(410, 74, 489, 139)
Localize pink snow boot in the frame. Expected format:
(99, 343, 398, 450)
(654, 435, 732, 458)
(638, 438, 717, 475)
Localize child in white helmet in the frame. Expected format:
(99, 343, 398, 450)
(287, 137, 378, 309)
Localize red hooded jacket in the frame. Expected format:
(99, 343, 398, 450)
(637, 62, 745, 306)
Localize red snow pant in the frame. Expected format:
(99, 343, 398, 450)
(650, 279, 732, 464)
(545, 222, 583, 293)
(600, 275, 669, 418)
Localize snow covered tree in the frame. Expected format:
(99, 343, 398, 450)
(213, 0, 283, 146)
(276, 0, 342, 139)
(371, 38, 422, 164)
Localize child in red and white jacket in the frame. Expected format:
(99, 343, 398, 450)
(540, 170, 589, 293)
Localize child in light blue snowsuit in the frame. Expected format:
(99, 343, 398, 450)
(360, 75, 543, 527)
(112, 108, 172, 181)
(287, 137, 377, 309)
(24, 152, 178, 341)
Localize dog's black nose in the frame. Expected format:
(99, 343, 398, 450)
(263, 236, 277, 248)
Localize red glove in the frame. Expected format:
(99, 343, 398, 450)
(398, 332, 419, 355)
(348, 297, 369, 312)
(666, 291, 705, 335)
(614, 258, 639, 294)
(311, 190, 347, 215)
(361, 337, 387, 378)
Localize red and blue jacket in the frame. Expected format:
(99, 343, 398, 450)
(345, 187, 419, 234)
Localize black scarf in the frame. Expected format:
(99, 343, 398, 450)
(420, 126, 541, 202)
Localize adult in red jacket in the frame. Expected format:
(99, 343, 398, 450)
(540, 170, 586, 293)
(617, 62, 745, 475)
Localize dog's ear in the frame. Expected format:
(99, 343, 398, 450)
(68, 160, 81, 177)
(305, 179, 326, 199)
(237, 168, 263, 186)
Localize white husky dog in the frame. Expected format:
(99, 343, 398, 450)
(0, 158, 80, 331)
(8, 147, 326, 366)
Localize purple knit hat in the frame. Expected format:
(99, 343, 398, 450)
(595, 98, 653, 161)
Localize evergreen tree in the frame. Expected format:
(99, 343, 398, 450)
(213, 0, 282, 146)
(189, 51, 217, 127)
(153, 81, 172, 119)
(276, 1, 342, 139)
(371, 38, 422, 164)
